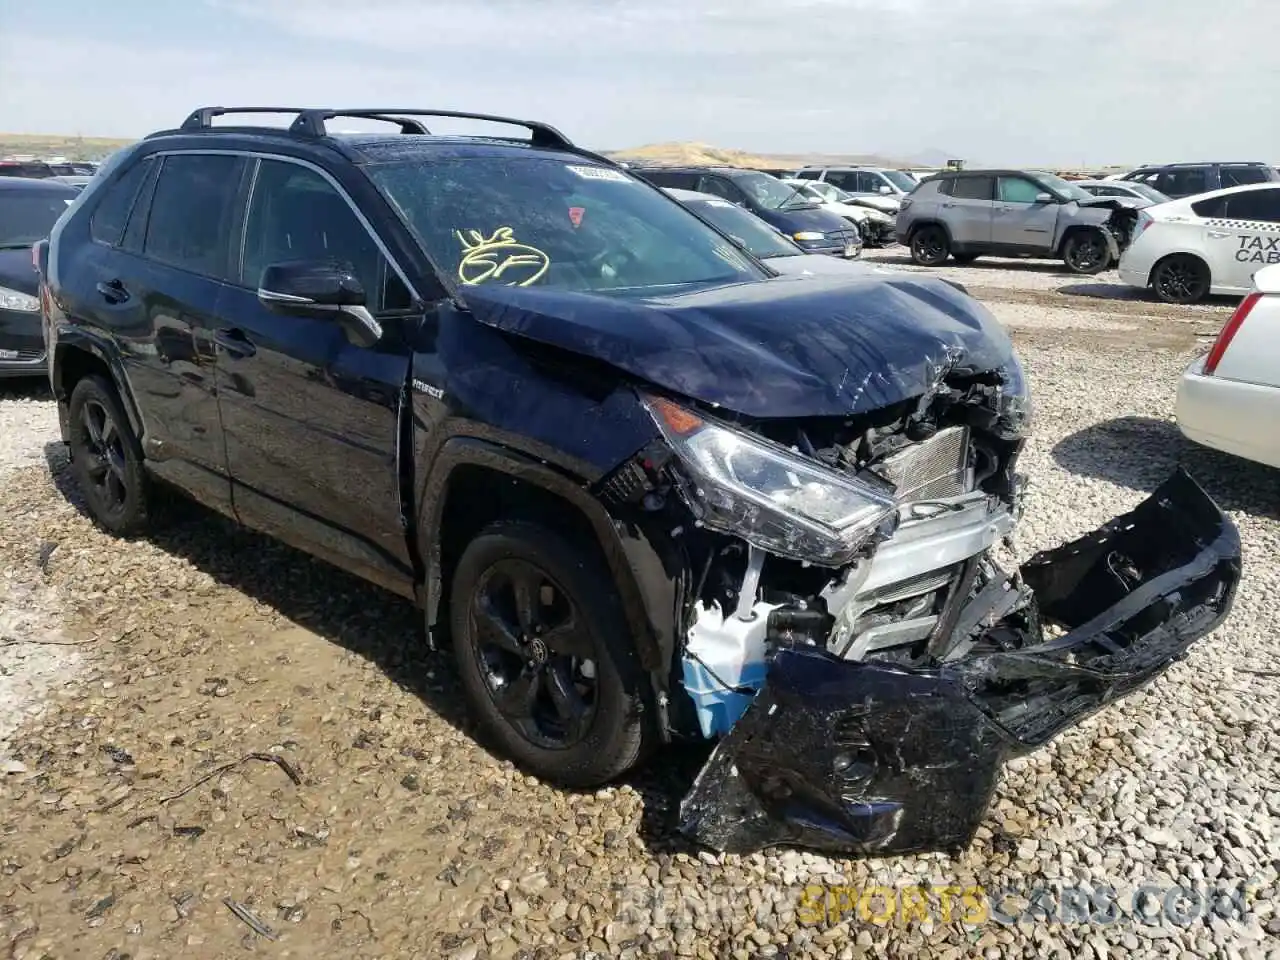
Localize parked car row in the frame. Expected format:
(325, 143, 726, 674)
(19, 106, 1243, 859)
(0, 157, 100, 179)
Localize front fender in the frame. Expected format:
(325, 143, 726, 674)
(416, 435, 677, 677)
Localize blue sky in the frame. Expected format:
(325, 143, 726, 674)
(2, 0, 1278, 166)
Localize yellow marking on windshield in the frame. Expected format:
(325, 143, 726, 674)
(456, 227, 550, 287)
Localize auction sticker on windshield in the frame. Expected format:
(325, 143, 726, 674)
(565, 165, 632, 183)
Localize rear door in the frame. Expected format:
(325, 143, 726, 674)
(941, 175, 994, 246)
(992, 175, 1060, 252)
(1199, 187, 1280, 292)
(59, 151, 239, 515)
(213, 155, 419, 594)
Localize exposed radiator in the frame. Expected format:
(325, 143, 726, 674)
(869, 425, 972, 502)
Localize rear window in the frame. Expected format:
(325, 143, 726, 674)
(950, 177, 994, 201)
(90, 158, 153, 247)
(142, 154, 245, 280)
(1220, 165, 1270, 187)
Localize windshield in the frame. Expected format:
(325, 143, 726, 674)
(882, 170, 917, 192)
(734, 172, 816, 211)
(0, 191, 75, 247)
(1031, 172, 1094, 203)
(368, 157, 767, 295)
(1128, 182, 1171, 203)
(684, 197, 800, 259)
(798, 180, 846, 203)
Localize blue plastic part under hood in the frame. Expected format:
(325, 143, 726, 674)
(458, 273, 1020, 420)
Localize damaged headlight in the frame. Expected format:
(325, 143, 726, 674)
(994, 356, 1033, 439)
(644, 395, 897, 565)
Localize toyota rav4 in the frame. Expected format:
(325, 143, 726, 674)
(36, 108, 1241, 857)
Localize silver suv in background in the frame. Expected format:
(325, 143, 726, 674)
(895, 169, 1145, 274)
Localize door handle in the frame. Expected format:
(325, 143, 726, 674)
(213, 328, 257, 358)
(940, 201, 956, 208)
(95, 279, 129, 304)
(1207, 230, 1230, 239)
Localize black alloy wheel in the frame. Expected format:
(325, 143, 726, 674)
(67, 375, 151, 535)
(471, 559, 598, 750)
(1151, 255, 1211, 304)
(910, 225, 950, 266)
(449, 521, 651, 787)
(1063, 230, 1111, 275)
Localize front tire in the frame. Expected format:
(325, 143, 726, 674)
(67, 375, 152, 536)
(1151, 254, 1211, 304)
(1063, 230, 1111, 275)
(909, 225, 950, 266)
(449, 521, 651, 787)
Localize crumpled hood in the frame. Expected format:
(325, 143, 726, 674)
(460, 273, 1019, 419)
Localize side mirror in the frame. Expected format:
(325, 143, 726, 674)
(257, 260, 382, 348)
(1035, 192, 1055, 204)
(878, 185, 893, 195)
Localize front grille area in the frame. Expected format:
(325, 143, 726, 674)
(870, 425, 972, 501)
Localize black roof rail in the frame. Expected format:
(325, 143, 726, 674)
(170, 106, 616, 164)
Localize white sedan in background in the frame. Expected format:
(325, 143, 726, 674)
(1175, 263, 1280, 469)
(1118, 182, 1280, 303)
(778, 179, 898, 246)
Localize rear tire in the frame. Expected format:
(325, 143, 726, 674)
(1151, 254, 1211, 304)
(909, 225, 951, 266)
(67, 375, 152, 536)
(449, 520, 652, 788)
(1063, 230, 1111, 275)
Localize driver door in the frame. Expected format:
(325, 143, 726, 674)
(213, 156, 420, 594)
(992, 176, 1059, 252)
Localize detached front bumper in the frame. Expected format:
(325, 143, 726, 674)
(679, 468, 1241, 857)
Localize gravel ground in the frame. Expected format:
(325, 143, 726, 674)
(2, 265, 1278, 960)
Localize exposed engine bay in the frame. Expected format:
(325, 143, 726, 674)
(597, 369, 1240, 857)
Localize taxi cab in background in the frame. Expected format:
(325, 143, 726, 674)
(1118, 182, 1280, 304)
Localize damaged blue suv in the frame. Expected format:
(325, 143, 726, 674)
(37, 108, 1241, 858)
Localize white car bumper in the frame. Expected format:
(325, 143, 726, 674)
(1117, 256, 1150, 290)
(1176, 356, 1280, 469)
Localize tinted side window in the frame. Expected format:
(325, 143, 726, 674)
(1191, 195, 1226, 218)
(636, 170, 697, 190)
(89, 158, 152, 247)
(951, 177, 994, 201)
(696, 176, 743, 203)
(824, 172, 858, 192)
(1222, 188, 1280, 223)
(998, 177, 1047, 204)
(143, 154, 245, 279)
(794, 170, 820, 180)
(241, 159, 410, 313)
(1158, 167, 1209, 197)
(934, 177, 954, 197)
(1220, 166, 1268, 187)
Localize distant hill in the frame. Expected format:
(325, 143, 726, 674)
(0, 133, 134, 161)
(602, 141, 932, 170)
